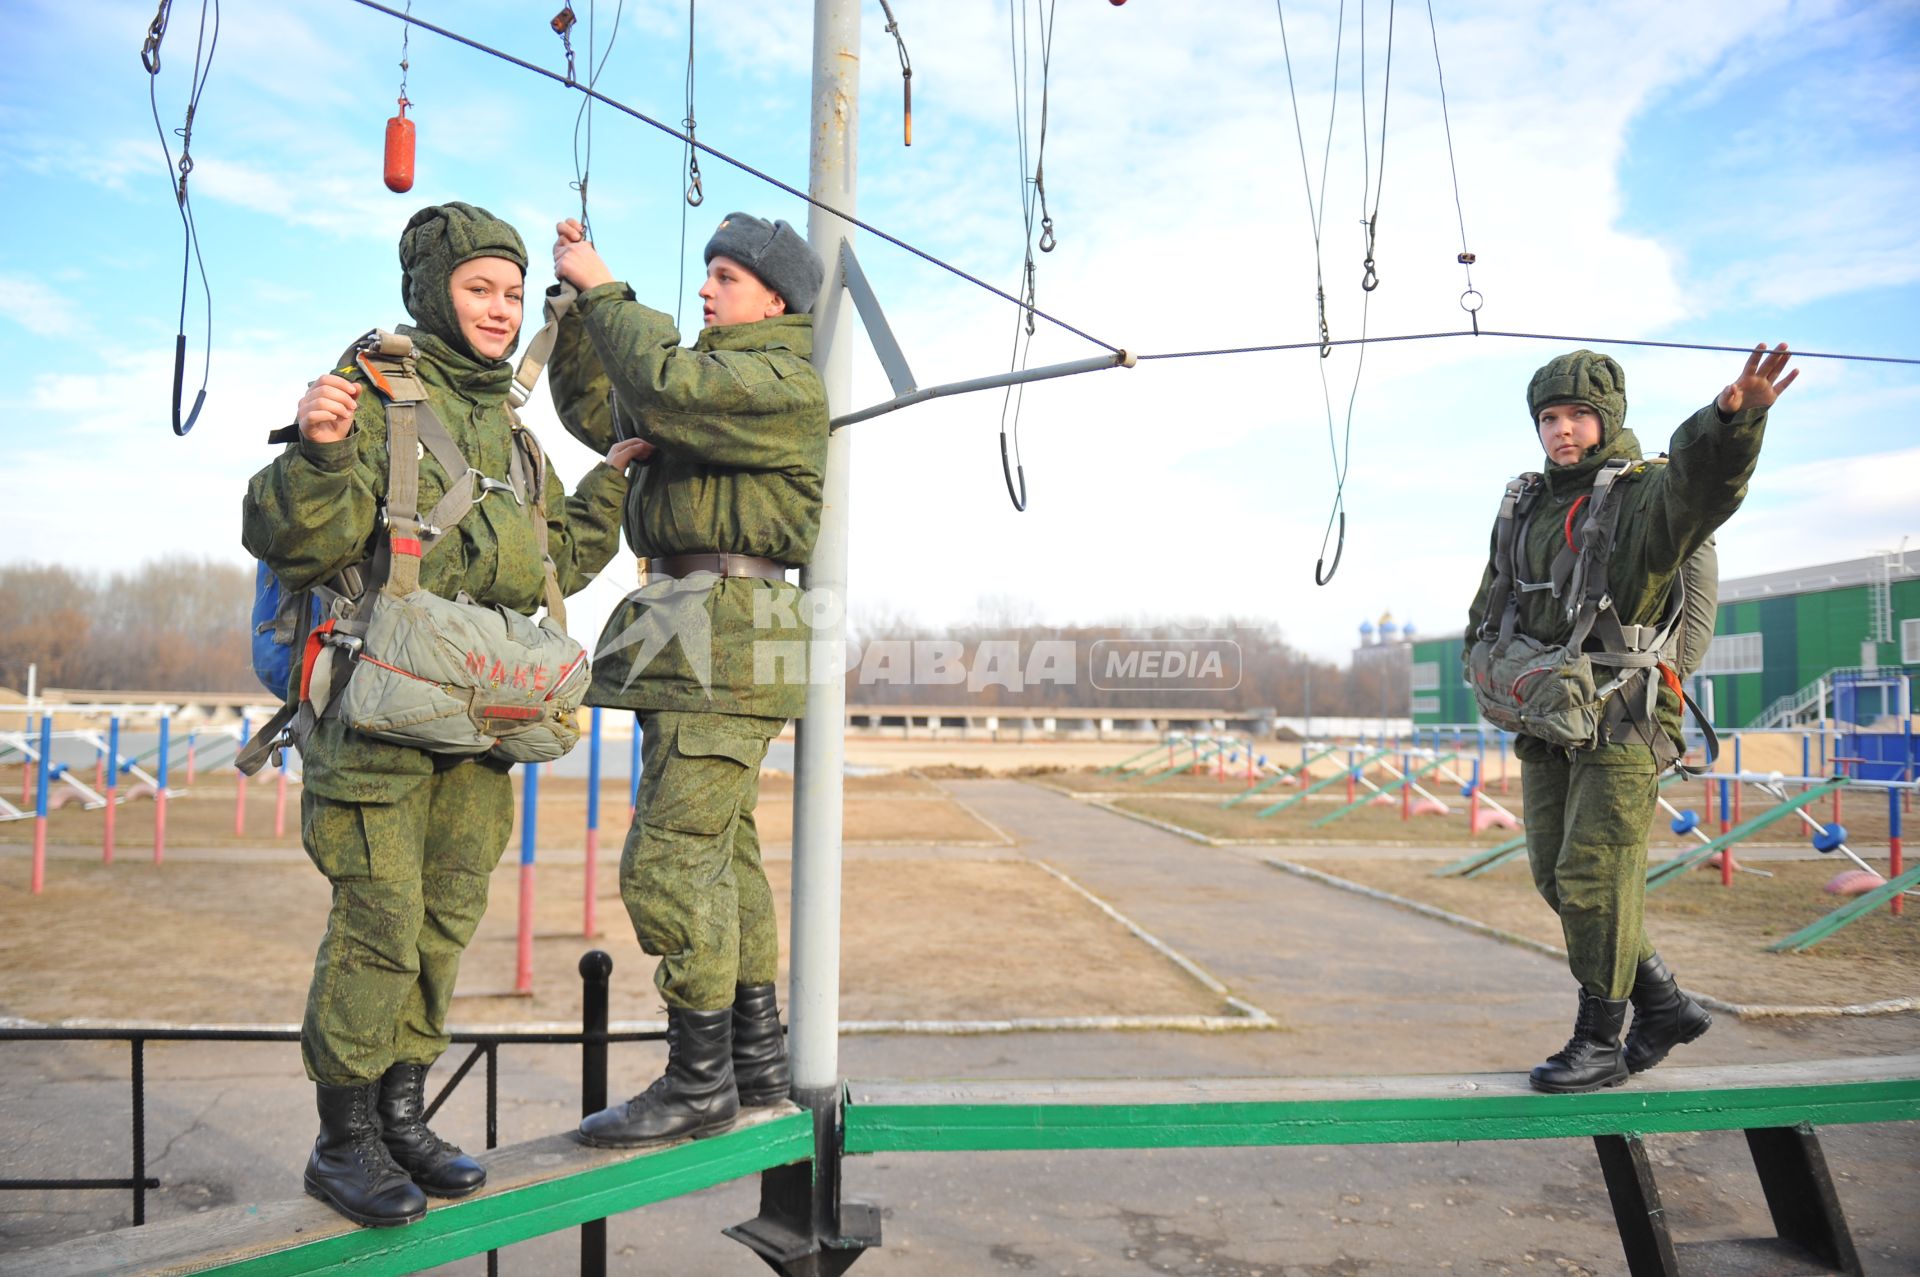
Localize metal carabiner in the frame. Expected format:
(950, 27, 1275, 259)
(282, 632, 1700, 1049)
(1038, 216, 1056, 254)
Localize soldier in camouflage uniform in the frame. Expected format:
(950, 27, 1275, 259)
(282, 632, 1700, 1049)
(547, 212, 827, 1146)
(242, 203, 636, 1225)
(1466, 344, 1797, 1094)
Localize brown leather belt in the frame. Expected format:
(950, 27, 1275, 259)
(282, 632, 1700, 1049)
(646, 553, 789, 583)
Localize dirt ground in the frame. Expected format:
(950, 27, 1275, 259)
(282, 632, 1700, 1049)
(0, 771, 1008, 853)
(0, 779, 1226, 1030)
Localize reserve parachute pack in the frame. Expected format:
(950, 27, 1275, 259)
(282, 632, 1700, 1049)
(239, 321, 586, 775)
(1465, 457, 1719, 775)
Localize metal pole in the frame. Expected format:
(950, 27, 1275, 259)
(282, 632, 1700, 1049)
(579, 950, 611, 1277)
(790, 0, 859, 1108)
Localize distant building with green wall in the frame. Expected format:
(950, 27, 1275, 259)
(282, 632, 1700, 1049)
(1409, 552, 1920, 729)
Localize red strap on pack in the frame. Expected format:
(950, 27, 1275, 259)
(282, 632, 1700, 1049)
(1659, 661, 1684, 699)
(476, 704, 542, 722)
(392, 537, 423, 558)
(1563, 494, 1590, 551)
(300, 619, 337, 703)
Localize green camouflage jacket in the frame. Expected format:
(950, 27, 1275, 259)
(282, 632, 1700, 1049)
(1466, 400, 1768, 745)
(242, 328, 627, 799)
(549, 283, 828, 719)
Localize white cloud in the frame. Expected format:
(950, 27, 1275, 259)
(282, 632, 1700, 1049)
(0, 274, 86, 337)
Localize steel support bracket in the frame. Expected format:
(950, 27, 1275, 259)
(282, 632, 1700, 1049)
(1593, 1125, 1862, 1276)
(725, 1091, 881, 1277)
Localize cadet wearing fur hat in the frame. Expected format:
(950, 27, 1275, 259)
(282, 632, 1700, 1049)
(547, 212, 829, 1148)
(1464, 343, 1797, 1094)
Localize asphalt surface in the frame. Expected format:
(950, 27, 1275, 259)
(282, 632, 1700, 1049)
(3, 777, 1917, 1275)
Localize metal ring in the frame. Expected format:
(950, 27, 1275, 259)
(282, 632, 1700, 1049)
(1460, 288, 1485, 314)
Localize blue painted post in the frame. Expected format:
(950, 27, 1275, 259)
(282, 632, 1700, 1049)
(274, 743, 291, 839)
(103, 716, 119, 864)
(1888, 786, 1903, 919)
(1802, 733, 1812, 794)
(31, 716, 52, 893)
(628, 715, 642, 826)
(233, 712, 251, 836)
(1732, 734, 1743, 824)
(585, 707, 603, 939)
(1718, 777, 1734, 887)
(516, 763, 539, 994)
(154, 715, 171, 864)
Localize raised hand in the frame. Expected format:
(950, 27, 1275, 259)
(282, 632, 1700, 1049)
(1717, 343, 1798, 416)
(553, 218, 614, 292)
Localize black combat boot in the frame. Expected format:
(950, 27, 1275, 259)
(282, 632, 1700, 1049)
(732, 983, 791, 1108)
(378, 1062, 487, 1198)
(1624, 953, 1713, 1074)
(578, 1006, 738, 1147)
(1528, 989, 1631, 1094)
(304, 1081, 429, 1227)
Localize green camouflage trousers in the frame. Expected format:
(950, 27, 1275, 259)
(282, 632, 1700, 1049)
(622, 710, 786, 1011)
(300, 756, 514, 1084)
(1518, 735, 1660, 999)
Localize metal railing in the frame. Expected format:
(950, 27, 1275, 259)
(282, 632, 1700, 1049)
(0, 951, 641, 1277)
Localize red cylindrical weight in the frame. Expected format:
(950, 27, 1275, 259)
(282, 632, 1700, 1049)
(384, 111, 415, 194)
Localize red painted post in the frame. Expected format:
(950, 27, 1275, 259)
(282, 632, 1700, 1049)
(154, 715, 171, 865)
(233, 715, 250, 838)
(515, 763, 538, 995)
(274, 750, 289, 839)
(1719, 778, 1733, 887)
(103, 717, 119, 865)
(1889, 786, 1903, 919)
(1470, 784, 1482, 835)
(185, 736, 197, 787)
(31, 717, 51, 894)
(585, 707, 603, 939)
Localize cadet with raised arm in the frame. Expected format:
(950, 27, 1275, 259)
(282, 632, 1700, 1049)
(547, 212, 828, 1146)
(1465, 343, 1797, 1094)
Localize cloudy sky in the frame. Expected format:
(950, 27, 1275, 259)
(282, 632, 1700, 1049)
(2, 0, 1915, 666)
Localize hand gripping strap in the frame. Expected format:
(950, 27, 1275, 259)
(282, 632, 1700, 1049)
(511, 281, 579, 408)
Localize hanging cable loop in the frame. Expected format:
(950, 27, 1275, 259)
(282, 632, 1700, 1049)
(682, 1, 702, 206)
(143, 0, 217, 437)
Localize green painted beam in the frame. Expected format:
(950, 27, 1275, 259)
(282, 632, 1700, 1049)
(1221, 745, 1339, 808)
(1138, 739, 1230, 787)
(1768, 862, 1920, 952)
(220, 1114, 810, 1277)
(1255, 748, 1392, 818)
(1311, 754, 1456, 828)
(29, 1110, 814, 1277)
(1432, 832, 1528, 878)
(1099, 739, 1172, 776)
(1644, 779, 1844, 890)
(845, 1060, 1920, 1155)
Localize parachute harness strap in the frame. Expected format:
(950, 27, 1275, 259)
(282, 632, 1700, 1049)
(143, 0, 219, 437)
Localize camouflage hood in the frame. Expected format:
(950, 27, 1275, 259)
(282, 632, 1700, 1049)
(398, 202, 529, 363)
(1528, 348, 1627, 449)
